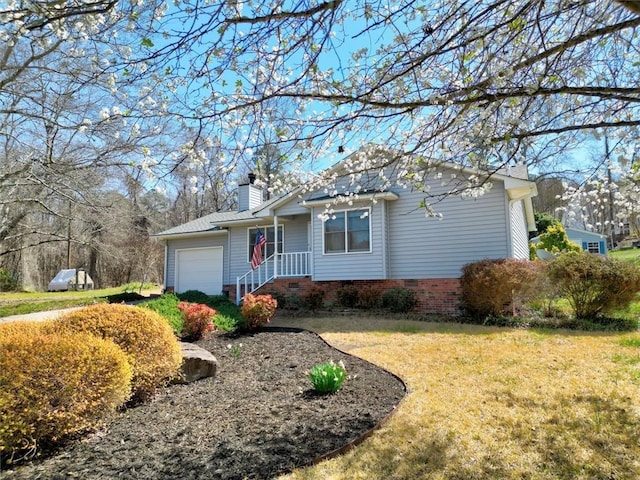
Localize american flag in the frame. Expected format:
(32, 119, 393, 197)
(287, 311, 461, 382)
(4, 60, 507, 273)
(251, 230, 267, 269)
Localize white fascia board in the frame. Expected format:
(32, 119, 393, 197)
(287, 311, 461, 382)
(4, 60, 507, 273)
(299, 191, 400, 208)
(154, 229, 228, 241)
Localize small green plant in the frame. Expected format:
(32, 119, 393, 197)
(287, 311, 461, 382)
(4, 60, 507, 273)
(227, 343, 243, 359)
(307, 360, 347, 394)
(214, 313, 242, 332)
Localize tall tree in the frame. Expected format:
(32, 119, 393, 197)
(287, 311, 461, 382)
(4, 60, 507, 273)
(5, 1, 640, 193)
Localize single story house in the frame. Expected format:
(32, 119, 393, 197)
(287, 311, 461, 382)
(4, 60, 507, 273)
(155, 151, 538, 315)
(531, 227, 608, 255)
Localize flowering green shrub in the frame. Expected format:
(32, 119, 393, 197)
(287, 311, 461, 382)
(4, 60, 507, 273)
(240, 293, 278, 329)
(537, 224, 581, 254)
(307, 360, 347, 394)
(177, 301, 216, 340)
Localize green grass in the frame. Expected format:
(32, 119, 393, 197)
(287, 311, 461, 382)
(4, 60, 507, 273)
(273, 315, 640, 480)
(609, 249, 640, 262)
(0, 286, 161, 317)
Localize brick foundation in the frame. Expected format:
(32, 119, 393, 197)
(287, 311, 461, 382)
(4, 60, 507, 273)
(226, 277, 462, 316)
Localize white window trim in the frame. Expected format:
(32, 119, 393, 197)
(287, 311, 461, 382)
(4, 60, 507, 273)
(586, 241, 601, 254)
(322, 207, 372, 255)
(247, 225, 284, 264)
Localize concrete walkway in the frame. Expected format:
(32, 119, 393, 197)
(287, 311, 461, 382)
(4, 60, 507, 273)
(0, 307, 84, 324)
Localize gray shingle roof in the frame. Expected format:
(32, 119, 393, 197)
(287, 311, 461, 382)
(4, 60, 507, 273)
(154, 196, 282, 237)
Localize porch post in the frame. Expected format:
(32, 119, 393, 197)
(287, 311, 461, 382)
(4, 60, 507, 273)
(273, 215, 279, 279)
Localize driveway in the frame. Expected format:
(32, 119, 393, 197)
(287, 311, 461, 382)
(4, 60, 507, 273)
(0, 307, 84, 324)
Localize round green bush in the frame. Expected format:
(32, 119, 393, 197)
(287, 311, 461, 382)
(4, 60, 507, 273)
(382, 288, 417, 313)
(55, 304, 182, 402)
(546, 251, 640, 319)
(0, 328, 132, 464)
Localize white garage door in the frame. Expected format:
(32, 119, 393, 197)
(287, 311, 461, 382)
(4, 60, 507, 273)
(175, 247, 223, 295)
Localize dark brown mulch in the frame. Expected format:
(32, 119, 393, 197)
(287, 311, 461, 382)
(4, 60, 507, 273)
(3, 327, 405, 480)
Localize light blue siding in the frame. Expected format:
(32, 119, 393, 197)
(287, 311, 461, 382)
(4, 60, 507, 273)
(274, 194, 312, 215)
(227, 216, 311, 281)
(388, 181, 510, 279)
(164, 162, 532, 288)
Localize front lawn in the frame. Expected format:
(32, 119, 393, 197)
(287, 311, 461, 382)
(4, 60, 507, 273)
(0, 285, 161, 317)
(610, 248, 640, 263)
(273, 316, 640, 480)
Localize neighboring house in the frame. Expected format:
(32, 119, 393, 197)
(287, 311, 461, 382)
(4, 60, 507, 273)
(155, 152, 537, 315)
(530, 227, 608, 255)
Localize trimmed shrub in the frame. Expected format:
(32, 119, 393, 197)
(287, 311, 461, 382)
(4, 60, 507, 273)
(546, 251, 640, 319)
(382, 288, 417, 313)
(55, 304, 182, 402)
(461, 259, 542, 317)
(241, 293, 278, 329)
(358, 287, 382, 309)
(176, 290, 211, 305)
(140, 293, 183, 335)
(0, 327, 132, 463)
(336, 285, 360, 308)
(0, 320, 57, 338)
(206, 295, 237, 308)
(303, 287, 325, 311)
(177, 302, 216, 340)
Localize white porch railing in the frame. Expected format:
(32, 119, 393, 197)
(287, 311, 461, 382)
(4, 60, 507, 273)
(236, 251, 311, 304)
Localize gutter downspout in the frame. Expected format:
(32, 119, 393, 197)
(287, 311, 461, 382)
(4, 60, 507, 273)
(162, 241, 168, 293)
(274, 215, 279, 279)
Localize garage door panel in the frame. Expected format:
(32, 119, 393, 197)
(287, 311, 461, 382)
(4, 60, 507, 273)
(176, 247, 223, 295)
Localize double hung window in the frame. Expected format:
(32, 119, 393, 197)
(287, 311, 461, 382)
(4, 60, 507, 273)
(323, 209, 371, 254)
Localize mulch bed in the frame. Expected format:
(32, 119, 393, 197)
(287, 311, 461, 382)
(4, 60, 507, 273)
(3, 327, 405, 480)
